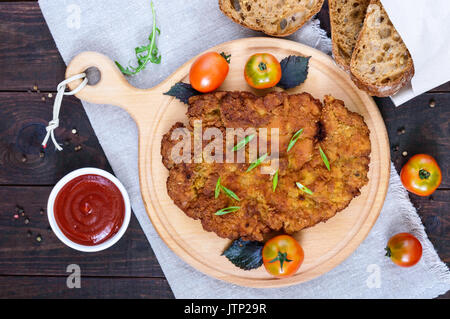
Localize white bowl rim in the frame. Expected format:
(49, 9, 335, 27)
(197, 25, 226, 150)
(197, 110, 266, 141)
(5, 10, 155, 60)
(47, 167, 131, 252)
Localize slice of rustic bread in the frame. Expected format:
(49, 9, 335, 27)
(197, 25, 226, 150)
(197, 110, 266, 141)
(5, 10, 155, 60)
(350, 0, 414, 97)
(218, 0, 325, 37)
(329, 0, 370, 71)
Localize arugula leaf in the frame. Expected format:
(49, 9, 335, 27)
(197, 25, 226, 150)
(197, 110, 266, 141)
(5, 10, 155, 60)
(215, 206, 240, 216)
(272, 169, 279, 192)
(296, 182, 313, 195)
(115, 2, 161, 76)
(222, 238, 263, 270)
(232, 134, 255, 151)
(221, 185, 240, 201)
(215, 177, 221, 199)
(287, 128, 304, 152)
(164, 82, 201, 104)
(277, 55, 310, 89)
(246, 153, 268, 172)
(319, 146, 331, 171)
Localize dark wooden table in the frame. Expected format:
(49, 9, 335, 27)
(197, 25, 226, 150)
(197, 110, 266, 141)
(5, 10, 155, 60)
(0, 1, 448, 299)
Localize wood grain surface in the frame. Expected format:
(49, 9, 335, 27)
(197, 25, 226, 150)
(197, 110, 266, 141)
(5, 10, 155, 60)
(65, 38, 390, 287)
(0, 0, 448, 298)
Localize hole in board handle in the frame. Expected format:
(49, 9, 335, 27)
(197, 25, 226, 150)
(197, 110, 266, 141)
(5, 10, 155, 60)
(85, 66, 101, 86)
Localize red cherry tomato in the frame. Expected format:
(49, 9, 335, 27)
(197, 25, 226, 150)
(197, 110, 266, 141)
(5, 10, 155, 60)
(386, 233, 422, 267)
(262, 235, 304, 278)
(189, 52, 229, 93)
(400, 154, 442, 196)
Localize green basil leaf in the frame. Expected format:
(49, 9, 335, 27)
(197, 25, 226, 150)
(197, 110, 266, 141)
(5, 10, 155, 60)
(164, 82, 201, 104)
(222, 238, 263, 271)
(277, 55, 310, 89)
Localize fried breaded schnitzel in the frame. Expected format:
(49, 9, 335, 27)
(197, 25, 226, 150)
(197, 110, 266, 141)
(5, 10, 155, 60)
(161, 92, 370, 241)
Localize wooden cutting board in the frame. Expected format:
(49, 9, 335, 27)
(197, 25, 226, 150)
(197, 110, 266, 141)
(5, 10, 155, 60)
(66, 37, 390, 288)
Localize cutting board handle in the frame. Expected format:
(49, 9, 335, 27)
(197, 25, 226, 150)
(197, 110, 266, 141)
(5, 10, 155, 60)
(65, 51, 159, 122)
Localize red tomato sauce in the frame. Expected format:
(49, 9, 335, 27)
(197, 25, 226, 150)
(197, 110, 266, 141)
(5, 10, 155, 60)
(54, 174, 125, 246)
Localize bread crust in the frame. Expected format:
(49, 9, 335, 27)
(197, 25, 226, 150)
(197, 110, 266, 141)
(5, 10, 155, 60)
(218, 0, 325, 37)
(329, 0, 370, 72)
(329, 0, 348, 72)
(349, 0, 414, 97)
(350, 62, 414, 97)
(332, 45, 351, 73)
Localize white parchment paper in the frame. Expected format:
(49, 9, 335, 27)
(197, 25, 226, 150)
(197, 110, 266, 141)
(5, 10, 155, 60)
(380, 0, 450, 105)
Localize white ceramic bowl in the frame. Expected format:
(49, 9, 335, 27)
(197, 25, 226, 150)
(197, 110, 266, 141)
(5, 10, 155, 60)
(47, 167, 131, 252)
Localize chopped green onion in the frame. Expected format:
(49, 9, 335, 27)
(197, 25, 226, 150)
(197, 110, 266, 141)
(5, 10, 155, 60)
(233, 134, 255, 151)
(287, 128, 304, 152)
(246, 153, 268, 172)
(215, 206, 240, 216)
(215, 177, 221, 199)
(296, 182, 313, 195)
(215, 177, 240, 201)
(221, 185, 240, 201)
(319, 146, 330, 171)
(272, 169, 279, 192)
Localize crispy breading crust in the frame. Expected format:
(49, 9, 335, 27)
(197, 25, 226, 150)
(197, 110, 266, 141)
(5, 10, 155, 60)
(161, 92, 370, 241)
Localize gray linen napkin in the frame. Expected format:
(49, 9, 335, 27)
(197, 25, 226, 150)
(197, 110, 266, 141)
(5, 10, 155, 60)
(38, 0, 450, 298)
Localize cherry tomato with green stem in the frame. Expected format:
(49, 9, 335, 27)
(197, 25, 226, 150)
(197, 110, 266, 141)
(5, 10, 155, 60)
(400, 154, 442, 196)
(189, 52, 230, 93)
(244, 53, 282, 89)
(262, 235, 304, 278)
(385, 233, 422, 267)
